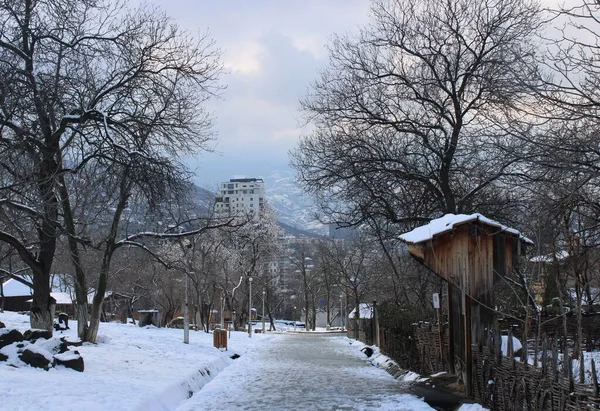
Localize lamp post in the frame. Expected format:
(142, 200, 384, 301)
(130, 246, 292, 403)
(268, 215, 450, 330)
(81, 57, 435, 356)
(220, 295, 224, 329)
(231, 309, 236, 338)
(183, 272, 189, 344)
(229, 276, 244, 338)
(262, 289, 266, 333)
(248, 275, 253, 338)
(340, 294, 344, 330)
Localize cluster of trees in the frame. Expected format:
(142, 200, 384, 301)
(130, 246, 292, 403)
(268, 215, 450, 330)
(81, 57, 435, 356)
(0, 0, 237, 342)
(92, 204, 281, 332)
(279, 231, 434, 336)
(291, 0, 600, 324)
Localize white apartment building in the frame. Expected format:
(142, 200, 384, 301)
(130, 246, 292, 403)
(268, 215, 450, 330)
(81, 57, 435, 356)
(214, 178, 266, 218)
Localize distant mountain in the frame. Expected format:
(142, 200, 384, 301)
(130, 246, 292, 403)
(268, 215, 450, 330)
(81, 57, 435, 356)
(262, 170, 327, 236)
(277, 221, 326, 238)
(185, 183, 215, 216)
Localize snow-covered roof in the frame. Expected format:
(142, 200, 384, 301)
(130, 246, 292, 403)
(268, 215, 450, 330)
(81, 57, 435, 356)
(26, 292, 74, 305)
(1, 278, 33, 297)
(52, 292, 74, 305)
(399, 213, 534, 245)
(529, 250, 569, 263)
(3, 275, 99, 304)
(348, 303, 373, 319)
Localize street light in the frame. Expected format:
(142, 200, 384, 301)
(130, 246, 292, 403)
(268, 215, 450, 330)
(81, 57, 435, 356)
(220, 295, 224, 329)
(183, 271, 189, 344)
(262, 289, 266, 333)
(179, 236, 194, 344)
(231, 309, 236, 338)
(230, 275, 244, 338)
(248, 275, 253, 338)
(340, 294, 344, 330)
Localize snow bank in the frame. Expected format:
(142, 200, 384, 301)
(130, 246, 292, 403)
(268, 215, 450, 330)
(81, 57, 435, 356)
(348, 303, 373, 319)
(501, 335, 523, 356)
(457, 404, 490, 411)
(0, 311, 270, 411)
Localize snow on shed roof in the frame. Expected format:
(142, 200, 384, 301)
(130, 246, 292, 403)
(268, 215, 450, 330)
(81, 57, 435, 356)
(399, 213, 534, 245)
(1, 277, 33, 297)
(26, 292, 74, 305)
(348, 303, 373, 319)
(529, 250, 569, 263)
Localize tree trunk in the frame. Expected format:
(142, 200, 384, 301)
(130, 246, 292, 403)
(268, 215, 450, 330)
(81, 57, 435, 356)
(56, 165, 90, 340)
(354, 294, 360, 340)
(0, 277, 4, 313)
(85, 174, 131, 342)
(311, 296, 317, 331)
(30, 270, 55, 332)
(128, 300, 136, 325)
(86, 307, 102, 343)
(325, 293, 330, 328)
(76, 304, 89, 338)
(267, 300, 275, 331)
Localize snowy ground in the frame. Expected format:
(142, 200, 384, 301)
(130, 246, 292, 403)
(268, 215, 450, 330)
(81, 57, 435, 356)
(1, 311, 486, 410)
(0, 311, 270, 411)
(176, 333, 436, 411)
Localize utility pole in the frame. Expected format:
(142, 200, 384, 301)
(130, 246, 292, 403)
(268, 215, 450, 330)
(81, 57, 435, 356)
(229, 276, 243, 338)
(262, 289, 266, 333)
(340, 294, 344, 330)
(183, 271, 189, 344)
(248, 275, 253, 338)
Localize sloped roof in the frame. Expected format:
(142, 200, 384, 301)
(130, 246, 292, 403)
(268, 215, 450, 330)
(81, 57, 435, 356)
(399, 213, 533, 245)
(3, 275, 100, 304)
(26, 292, 75, 305)
(529, 250, 569, 263)
(1, 278, 33, 297)
(348, 303, 373, 319)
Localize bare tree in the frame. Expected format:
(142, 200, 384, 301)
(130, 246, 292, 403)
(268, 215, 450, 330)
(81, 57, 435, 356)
(325, 232, 384, 338)
(287, 242, 319, 330)
(0, 0, 223, 335)
(218, 205, 281, 331)
(291, 0, 542, 230)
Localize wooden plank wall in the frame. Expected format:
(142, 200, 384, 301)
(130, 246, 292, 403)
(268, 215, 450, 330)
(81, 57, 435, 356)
(408, 222, 523, 395)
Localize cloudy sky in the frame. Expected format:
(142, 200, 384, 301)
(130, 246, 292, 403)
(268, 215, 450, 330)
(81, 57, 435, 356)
(145, 1, 371, 188)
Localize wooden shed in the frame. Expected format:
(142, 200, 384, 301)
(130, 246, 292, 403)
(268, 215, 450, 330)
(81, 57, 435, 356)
(1, 277, 34, 312)
(400, 213, 533, 394)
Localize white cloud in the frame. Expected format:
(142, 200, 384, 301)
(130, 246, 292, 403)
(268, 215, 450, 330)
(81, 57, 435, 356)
(223, 41, 264, 76)
(140, 0, 370, 185)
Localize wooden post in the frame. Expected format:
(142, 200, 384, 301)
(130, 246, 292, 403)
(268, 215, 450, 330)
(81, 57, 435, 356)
(465, 294, 473, 397)
(372, 300, 380, 347)
(508, 328, 515, 369)
(533, 329, 539, 368)
(496, 327, 502, 364)
(434, 293, 444, 363)
(541, 335, 548, 375)
(580, 350, 585, 384)
(568, 356, 574, 393)
(522, 307, 529, 366)
(591, 359, 598, 397)
(447, 282, 455, 374)
(552, 339, 559, 383)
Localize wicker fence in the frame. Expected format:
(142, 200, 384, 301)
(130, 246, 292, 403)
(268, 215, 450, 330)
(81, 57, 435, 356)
(355, 319, 600, 410)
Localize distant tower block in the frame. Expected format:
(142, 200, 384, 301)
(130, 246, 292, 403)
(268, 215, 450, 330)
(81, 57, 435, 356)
(214, 178, 266, 220)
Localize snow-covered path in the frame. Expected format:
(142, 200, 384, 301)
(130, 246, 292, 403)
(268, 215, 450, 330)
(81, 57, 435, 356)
(176, 333, 434, 411)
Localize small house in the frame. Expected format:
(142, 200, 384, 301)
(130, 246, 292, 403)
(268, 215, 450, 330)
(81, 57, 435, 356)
(400, 213, 532, 394)
(0, 277, 33, 312)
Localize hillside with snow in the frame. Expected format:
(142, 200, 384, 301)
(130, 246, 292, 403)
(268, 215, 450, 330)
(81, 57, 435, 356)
(263, 171, 327, 236)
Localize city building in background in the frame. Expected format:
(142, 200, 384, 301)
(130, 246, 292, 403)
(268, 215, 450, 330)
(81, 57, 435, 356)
(214, 178, 265, 219)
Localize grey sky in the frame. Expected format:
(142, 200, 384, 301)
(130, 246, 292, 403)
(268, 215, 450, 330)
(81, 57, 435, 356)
(146, 1, 371, 187)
